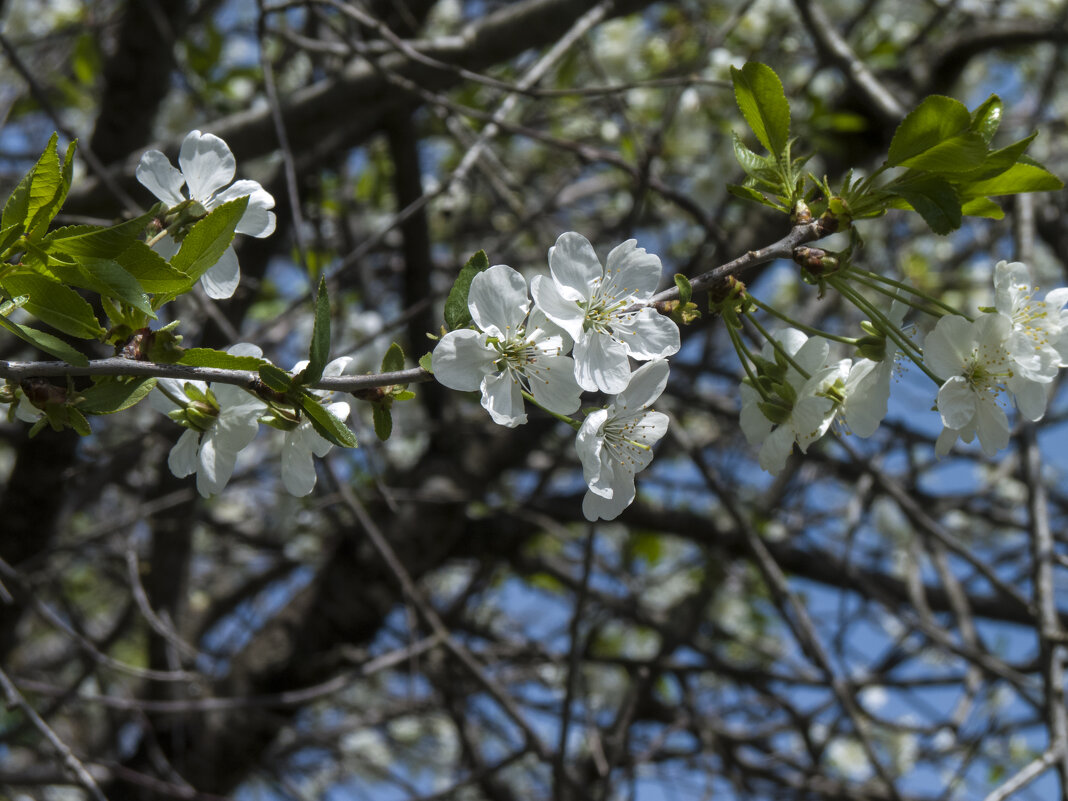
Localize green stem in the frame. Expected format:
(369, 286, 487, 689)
(726, 321, 771, 401)
(521, 390, 582, 430)
(829, 276, 943, 386)
(745, 293, 859, 346)
(744, 309, 812, 381)
(145, 229, 171, 248)
(844, 266, 968, 320)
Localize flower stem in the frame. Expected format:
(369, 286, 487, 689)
(726, 321, 771, 401)
(744, 309, 812, 381)
(745, 294, 859, 345)
(844, 266, 968, 320)
(829, 276, 943, 385)
(521, 390, 582, 430)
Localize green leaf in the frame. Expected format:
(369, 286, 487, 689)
(43, 210, 158, 260)
(393, 390, 416, 401)
(2, 161, 33, 234)
(887, 96, 972, 168)
(961, 162, 1064, 198)
(299, 392, 358, 448)
(0, 314, 89, 365)
(170, 195, 249, 281)
(731, 131, 776, 179)
(952, 133, 1037, 184)
(969, 95, 1002, 144)
(258, 363, 293, 392)
(115, 241, 190, 294)
(23, 134, 61, 234)
(896, 133, 988, 173)
(382, 342, 405, 373)
(45, 256, 155, 318)
(726, 183, 783, 210)
(28, 139, 76, 237)
(372, 402, 392, 441)
(300, 275, 331, 385)
(889, 175, 962, 235)
(673, 274, 692, 306)
(418, 352, 434, 373)
(730, 62, 790, 157)
(960, 197, 1004, 219)
(1, 272, 105, 339)
(178, 348, 266, 370)
(444, 249, 490, 331)
(78, 376, 157, 414)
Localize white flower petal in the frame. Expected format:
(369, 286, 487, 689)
(582, 483, 634, 522)
(602, 239, 662, 300)
(613, 358, 669, 415)
(549, 232, 603, 299)
(530, 274, 585, 341)
(528, 354, 582, 415)
(613, 308, 680, 360)
(168, 429, 201, 478)
(924, 315, 975, 377)
(432, 329, 497, 391)
(135, 150, 187, 206)
(975, 398, 1010, 456)
(200, 245, 241, 299)
(480, 371, 526, 427)
(179, 130, 236, 202)
(281, 429, 319, 496)
(213, 180, 276, 237)
(573, 331, 631, 394)
(759, 425, 795, 475)
(468, 264, 529, 338)
(576, 409, 609, 488)
(936, 376, 977, 430)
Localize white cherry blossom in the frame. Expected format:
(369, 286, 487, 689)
(281, 357, 353, 496)
(150, 344, 266, 497)
(739, 330, 848, 475)
(924, 313, 1012, 457)
(993, 259, 1068, 390)
(433, 264, 581, 427)
(137, 130, 276, 299)
(531, 232, 680, 394)
(576, 359, 670, 521)
(840, 300, 908, 437)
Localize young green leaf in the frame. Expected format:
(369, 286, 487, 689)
(889, 175, 962, 235)
(372, 402, 392, 441)
(28, 139, 76, 238)
(381, 342, 405, 373)
(730, 62, 790, 158)
(960, 197, 1005, 219)
(961, 162, 1064, 198)
(299, 392, 358, 448)
(259, 363, 294, 392)
(0, 314, 89, 365)
(887, 96, 976, 169)
(1, 272, 105, 339)
(418, 351, 434, 373)
(968, 95, 1002, 144)
(45, 256, 156, 318)
(170, 195, 249, 281)
(673, 274, 692, 306)
(726, 183, 784, 211)
(43, 209, 159, 260)
(78, 376, 158, 414)
(300, 275, 331, 385)
(178, 348, 266, 370)
(115, 241, 190, 295)
(444, 249, 490, 330)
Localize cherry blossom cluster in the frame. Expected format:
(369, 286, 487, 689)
(432, 232, 680, 520)
(139, 135, 350, 498)
(736, 260, 1068, 473)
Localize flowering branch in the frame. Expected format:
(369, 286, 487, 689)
(0, 358, 431, 393)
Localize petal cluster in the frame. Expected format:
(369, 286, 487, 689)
(150, 344, 267, 497)
(433, 263, 582, 427)
(532, 232, 680, 393)
(576, 359, 670, 521)
(137, 130, 276, 299)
